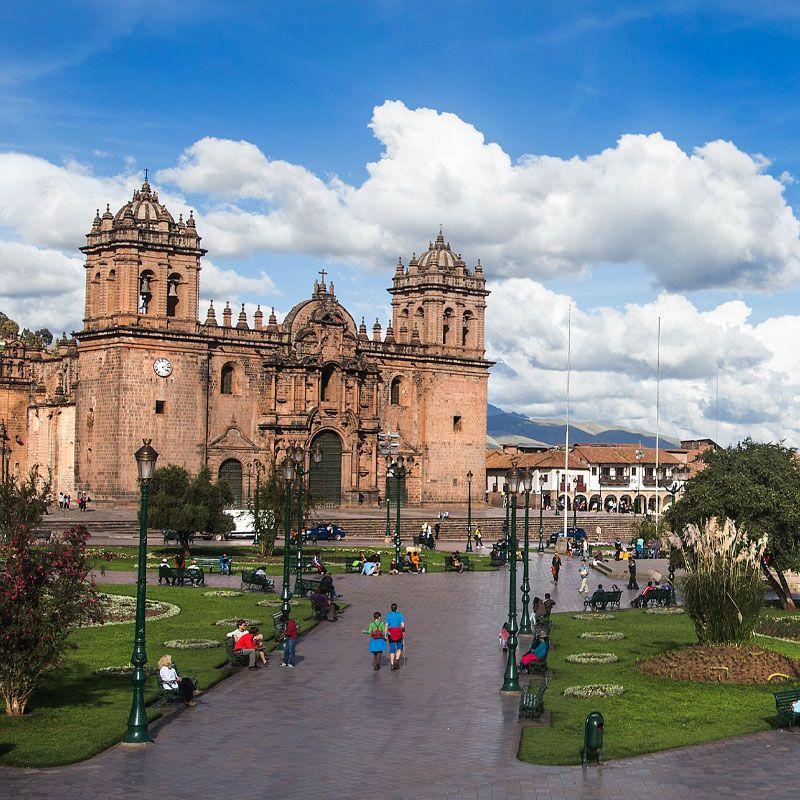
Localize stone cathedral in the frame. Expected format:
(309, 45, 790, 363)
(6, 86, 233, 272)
(0, 181, 491, 506)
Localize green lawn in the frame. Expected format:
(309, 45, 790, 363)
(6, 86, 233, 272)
(518, 608, 800, 765)
(90, 544, 496, 574)
(0, 584, 318, 768)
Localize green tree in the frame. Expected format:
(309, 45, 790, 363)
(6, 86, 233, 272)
(667, 439, 800, 609)
(0, 312, 19, 341)
(252, 458, 316, 557)
(146, 465, 234, 552)
(0, 472, 102, 716)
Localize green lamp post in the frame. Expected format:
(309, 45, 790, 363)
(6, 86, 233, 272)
(252, 460, 262, 545)
(280, 457, 295, 619)
(293, 443, 322, 593)
(388, 455, 406, 567)
(466, 469, 473, 553)
(537, 471, 545, 553)
(519, 469, 533, 634)
(503, 492, 510, 553)
(123, 439, 159, 744)
(501, 466, 521, 695)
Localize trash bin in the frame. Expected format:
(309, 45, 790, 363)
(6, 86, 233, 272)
(582, 711, 604, 765)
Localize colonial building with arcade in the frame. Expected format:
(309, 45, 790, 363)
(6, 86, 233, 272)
(0, 181, 491, 506)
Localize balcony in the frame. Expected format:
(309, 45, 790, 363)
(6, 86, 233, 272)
(599, 475, 631, 487)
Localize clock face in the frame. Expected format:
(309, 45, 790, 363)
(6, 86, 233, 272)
(153, 358, 173, 378)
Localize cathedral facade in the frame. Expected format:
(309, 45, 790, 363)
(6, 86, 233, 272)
(0, 181, 491, 506)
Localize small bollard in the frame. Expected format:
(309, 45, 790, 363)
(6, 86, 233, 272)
(582, 711, 604, 765)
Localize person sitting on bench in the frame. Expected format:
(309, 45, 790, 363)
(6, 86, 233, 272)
(234, 626, 267, 669)
(319, 571, 341, 599)
(588, 584, 607, 611)
(254, 565, 268, 578)
(409, 551, 421, 573)
(631, 580, 656, 608)
(402, 553, 417, 573)
(186, 560, 203, 585)
(362, 558, 379, 575)
(227, 619, 249, 642)
(312, 587, 339, 621)
(451, 551, 464, 573)
(311, 551, 325, 574)
(158, 655, 196, 706)
(520, 635, 549, 670)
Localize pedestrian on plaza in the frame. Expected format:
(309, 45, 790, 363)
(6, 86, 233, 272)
(219, 552, 232, 575)
(628, 557, 639, 590)
(543, 593, 556, 618)
(386, 603, 405, 670)
(280, 614, 299, 668)
(58, 491, 64, 509)
(531, 597, 543, 621)
(474, 526, 483, 548)
(365, 611, 387, 671)
(578, 562, 589, 594)
(434, 521, 441, 540)
(551, 553, 561, 583)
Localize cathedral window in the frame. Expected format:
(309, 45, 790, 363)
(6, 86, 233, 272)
(139, 270, 155, 314)
(155, 400, 165, 414)
(167, 273, 181, 317)
(321, 363, 337, 402)
(390, 376, 402, 406)
(462, 310, 473, 347)
(221, 363, 234, 395)
(453, 415, 462, 432)
(443, 307, 454, 345)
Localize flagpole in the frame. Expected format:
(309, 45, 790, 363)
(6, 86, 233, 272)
(655, 317, 661, 530)
(563, 306, 571, 541)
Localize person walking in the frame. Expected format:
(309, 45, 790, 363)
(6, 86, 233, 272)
(386, 603, 405, 670)
(578, 562, 589, 594)
(628, 557, 639, 590)
(280, 614, 299, 668)
(474, 526, 483, 548)
(365, 611, 387, 671)
(551, 553, 562, 584)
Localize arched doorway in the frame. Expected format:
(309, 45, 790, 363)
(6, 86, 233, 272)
(309, 431, 342, 506)
(218, 458, 243, 507)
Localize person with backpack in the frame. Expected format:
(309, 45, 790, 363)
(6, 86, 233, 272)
(364, 611, 387, 670)
(551, 553, 562, 583)
(385, 603, 405, 670)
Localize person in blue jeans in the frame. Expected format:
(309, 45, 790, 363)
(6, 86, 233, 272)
(280, 614, 299, 668)
(385, 603, 406, 671)
(218, 553, 232, 575)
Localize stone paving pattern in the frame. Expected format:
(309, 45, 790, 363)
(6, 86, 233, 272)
(2, 553, 797, 799)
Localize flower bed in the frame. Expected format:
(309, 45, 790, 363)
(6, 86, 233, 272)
(81, 594, 181, 627)
(203, 590, 243, 598)
(565, 652, 619, 664)
(563, 684, 624, 699)
(572, 613, 616, 621)
(163, 638, 221, 650)
(92, 665, 158, 677)
(214, 618, 261, 627)
(645, 607, 685, 615)
(580, 631, 626, 641)
(755, 615, 800, 642)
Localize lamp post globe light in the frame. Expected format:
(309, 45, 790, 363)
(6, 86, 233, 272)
(123, 439, 159, 745)
(518, 469, 534, 635)
(388, 455, 406, 568)
(537, 471, 546, 553)
(281, 457, 295, 620)
(292, 443, 322, 593)
(501, 466, 522, 695)
(466, 470, 473, 553)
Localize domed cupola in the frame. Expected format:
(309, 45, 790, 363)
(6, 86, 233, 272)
(113, 178, 175, 229)
(415, 227, 460, 272)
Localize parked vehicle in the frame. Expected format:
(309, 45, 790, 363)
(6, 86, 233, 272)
(305, 523, 346, 541)
(547, 526, 588, 546)
(207, 509, 256, 541)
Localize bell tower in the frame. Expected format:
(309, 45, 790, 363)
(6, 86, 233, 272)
(81, 178, 205, 332)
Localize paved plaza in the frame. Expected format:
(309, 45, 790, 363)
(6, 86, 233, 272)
(2, 554, 798, 799)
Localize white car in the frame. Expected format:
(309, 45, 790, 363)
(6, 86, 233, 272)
(216, 509, 255, 541)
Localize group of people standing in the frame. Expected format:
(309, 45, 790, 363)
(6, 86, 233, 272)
(56, 491, 90, 510)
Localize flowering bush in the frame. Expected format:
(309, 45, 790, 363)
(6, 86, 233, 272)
(572, 613, 616, 621)
(563, 684, 625, 699)
(580, 631, 625, 641)
(670, 517, 765, 644)
(163, 639, 220, 650)
(645, 607, 685, 615)
(203, 590, 242, 598)
(79, 594, 180, 627)
(0, 475, 103, 716)
(565, 652, 619, 664)
(93, 665, 158, 677)
(214, 618, 261, 627)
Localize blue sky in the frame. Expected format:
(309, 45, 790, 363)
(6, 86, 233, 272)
(3, 1, 800, 442)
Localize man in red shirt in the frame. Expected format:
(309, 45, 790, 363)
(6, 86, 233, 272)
(280, 615, 299, 668)
(233, 626, 261, 669)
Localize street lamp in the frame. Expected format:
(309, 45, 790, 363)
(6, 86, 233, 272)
(519, 469, 534, 635)
(281, 457, 295, 619)
(293, 443, 322, 591)
(252, 460, 263, 545)
(387, 455, 407, 568)
(466, 470, 473, 553)
(501, 466, 521, 694)
(0, 422, 11, 483)
(123, 439, 158, 745)
(635, 449, 644, 515)
(537, 471, 546, 553)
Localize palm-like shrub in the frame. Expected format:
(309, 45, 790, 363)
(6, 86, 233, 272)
(670, 518, 764, 644)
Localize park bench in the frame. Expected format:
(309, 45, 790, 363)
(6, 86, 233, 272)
(444, 555, 475, 572)
(161, 529, 195, 545)
(294, 575, 324, 597)
(584, 589, 622, 611)
(240, 570, 275, 593)
(194, 557, 227, 573)
(518, 676, 549, 721)
(34, 531, 52, 544)
(398, 556, 427, 573)
(272, 611, 287, 641)
(773, 688, 800, 728)
(225, 636, 250, 669)
(156, 665, 198, 704)
(642, 586, 675, 608)
(158, 565, 205, 586)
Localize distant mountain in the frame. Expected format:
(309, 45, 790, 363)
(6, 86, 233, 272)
(487, 404, 676, 449)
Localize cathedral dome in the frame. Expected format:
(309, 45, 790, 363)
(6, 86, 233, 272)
(415, 228, 461, 271)
(113, 179, 175, 227)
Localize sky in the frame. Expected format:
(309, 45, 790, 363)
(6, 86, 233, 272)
(3, 1, 800, 445)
